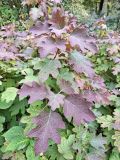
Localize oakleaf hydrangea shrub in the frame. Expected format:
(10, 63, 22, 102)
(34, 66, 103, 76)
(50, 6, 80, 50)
(0, 0, 120, 159)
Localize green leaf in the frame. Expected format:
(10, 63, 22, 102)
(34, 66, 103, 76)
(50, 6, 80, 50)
(6, 137, 29, 151)
(45, 144, 65, 160)
(1, 87, 18, 103)
(11, 151, 26, 160)
(3, 126, 29, 152)
(0, 116, 5, 132)
(21, 102, 43, 133)
(0, 81, 2, 85)
(112, 131, 120, 152)
(19, 68, 39, 84)
(57, 68, 78, 92)
(46, 77, 59, 92)
(58, 68, 75, 83)
(38, 59, 61, 82)
(97, 115, 113, 130)
(58, 135, 75, 160)
(109, 151, 120, 160)
(0, 100, 13, 109)
(2, 151, 26, 160)
(90, 134, 107, 150)
(9, 98, 28, 116)
(26, 141, 41, 160)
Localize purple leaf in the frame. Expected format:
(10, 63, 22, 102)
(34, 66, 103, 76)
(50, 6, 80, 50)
(35, 36, 66, 58)
(0, 50, 16, 60)
(69, 51, 95, 78)
(49, 26, 67, 37)
(28, 111, 65, 155)
(50, 7, 66, 28)
(82, 90, 110, 105)
(0, 24, 15, 37)
(58, 79, 75, 94)
(30, 21, 49, 36)
(0, 42, 17, 60)
(69, 28, 98, 54)
(63, 94, 95, 125)
(47, 90, 65, 111)
(18, 82, 48, 104)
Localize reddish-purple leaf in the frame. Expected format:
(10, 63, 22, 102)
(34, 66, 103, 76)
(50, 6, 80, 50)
(69, 51, 95, 78)
(28, 111, 65, 155)
(0, 24, 15, 37)
(0, 42, 17, 60)
(0, 50, 16, 60)
(49, 26, 67, 37)
(47, 90, 64, 111)
(50, 7, 66, 28)
(30, 21, 49, 36)
(82, 90, 110, 105)
(90, 76, 106, 90)
(58, 79, 75, 94)
(18, 82, 48, 104)
(63, 94, 95, 125)
(69, 28, 98, 54)
(35, 36, 66, 58)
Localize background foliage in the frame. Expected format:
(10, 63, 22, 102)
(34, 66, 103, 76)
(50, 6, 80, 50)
(0, 0, 120, 160)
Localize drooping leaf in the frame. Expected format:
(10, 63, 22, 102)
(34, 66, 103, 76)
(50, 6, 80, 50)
(18, 82, 48, 104)
(63, 94, 95, 125)
(28, 111, 65, 155)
